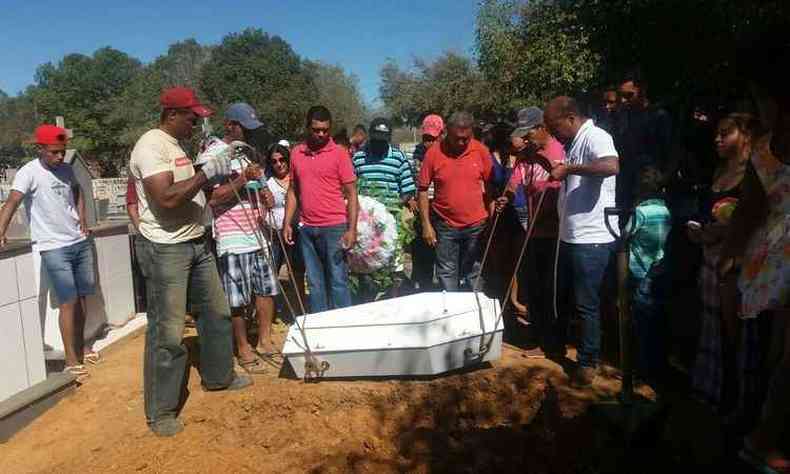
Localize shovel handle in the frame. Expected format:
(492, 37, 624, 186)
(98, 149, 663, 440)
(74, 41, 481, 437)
(604, 207, 622, 241)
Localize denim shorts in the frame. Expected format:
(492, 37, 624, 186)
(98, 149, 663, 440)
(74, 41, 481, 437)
(40, 239, 96, 305)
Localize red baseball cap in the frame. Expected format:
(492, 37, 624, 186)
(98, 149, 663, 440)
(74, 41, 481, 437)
(34, 124, 69, 146)
(159, 87, 213, 117)
(421, 114, 444, 138)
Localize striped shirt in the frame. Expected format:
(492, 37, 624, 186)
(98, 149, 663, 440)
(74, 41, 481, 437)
(211, 156, 268, 257)
(627, 198, 672, 279)
(352, 145, 416, 217)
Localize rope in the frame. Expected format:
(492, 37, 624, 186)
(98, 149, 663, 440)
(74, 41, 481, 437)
(476, 187, 548, 357)
(224, 142, 327, 381)
(467, 159, 548, 359)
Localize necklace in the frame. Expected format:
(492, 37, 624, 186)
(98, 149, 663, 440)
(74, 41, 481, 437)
(274, 176, 289, 190)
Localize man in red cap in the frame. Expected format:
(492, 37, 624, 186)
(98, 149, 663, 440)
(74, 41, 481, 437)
(0, 124, 96, 380)
(128, 86, 252, 437)
(410, 114, 444, 291)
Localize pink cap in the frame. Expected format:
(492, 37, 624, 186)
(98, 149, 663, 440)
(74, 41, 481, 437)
(421, 114, 444, 138)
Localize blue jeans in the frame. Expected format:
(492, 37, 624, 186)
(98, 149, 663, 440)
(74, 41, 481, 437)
(630, 271, 668, 380)
(299, 224, 352, 313)
(40, 239, 96, 304)
(556, 241, 615, 368)
(433, 217, 486, 292)
(135, 235, 234, 426)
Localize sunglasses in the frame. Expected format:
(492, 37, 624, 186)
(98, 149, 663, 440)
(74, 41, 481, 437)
(619, 91, 636, 100)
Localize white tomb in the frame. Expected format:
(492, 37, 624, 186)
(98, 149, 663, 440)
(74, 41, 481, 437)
(282, 292, 503, 379)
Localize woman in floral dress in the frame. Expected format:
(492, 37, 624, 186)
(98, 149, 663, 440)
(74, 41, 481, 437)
(719, 32, 790, 472)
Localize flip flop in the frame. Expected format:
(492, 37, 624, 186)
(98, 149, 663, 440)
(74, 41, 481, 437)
(64, 365, 90, 382)
(84, 351, 101, 365)
(238, 357, 268, 374)
(256, 348, 283, 360)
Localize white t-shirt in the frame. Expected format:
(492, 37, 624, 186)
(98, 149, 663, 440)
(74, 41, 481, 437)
(266, 176, 288, 230)
(129, 129, 206, 244)
(557, 119, 619, 244)
(12, 159, 86, 252)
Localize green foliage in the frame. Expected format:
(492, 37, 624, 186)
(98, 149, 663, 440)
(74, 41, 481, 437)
(303, 60, 368, 134)
(476, 0, 599, 108)
(110, 39, 213, 148)
(0, 93, 37, 168)
(379, 52, 492, 126)
(199, 28, 318, 140)
(32, 47, 142, 161)
(570, 0, 790, 104)
(0, 30, 367, 176)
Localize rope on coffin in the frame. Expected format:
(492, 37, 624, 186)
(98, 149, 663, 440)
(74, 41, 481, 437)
(201, 140, 329, 381)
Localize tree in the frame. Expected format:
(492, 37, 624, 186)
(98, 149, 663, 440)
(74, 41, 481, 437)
(32, 47, 142, 167)
(379, 52, 491, 126)
(476, 0, 599, 109)
(199, 28, 318, 140)
(304, 61, 368, 133)
(110, 39, 213, 149)
(569, 0, 790, 107)
(0, 92, 37, 168)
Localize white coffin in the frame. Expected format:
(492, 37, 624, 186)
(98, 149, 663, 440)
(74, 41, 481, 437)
(282, 292, 503, 378)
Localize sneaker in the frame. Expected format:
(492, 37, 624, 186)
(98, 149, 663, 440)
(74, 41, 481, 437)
(150, 418, 184, 437)
(571, 366, 598, 387)
(225, 373, 253, 391)
(203, 373, 254, 392)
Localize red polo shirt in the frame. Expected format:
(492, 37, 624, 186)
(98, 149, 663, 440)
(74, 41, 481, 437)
(290, 139, 356, 227)
(418, 138, 493, 228)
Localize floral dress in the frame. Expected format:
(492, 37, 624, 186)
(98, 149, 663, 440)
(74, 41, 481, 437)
(739, 139, 790, 318)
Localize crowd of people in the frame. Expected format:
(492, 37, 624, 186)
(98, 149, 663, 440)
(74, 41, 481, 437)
(0, 33, 787, 472)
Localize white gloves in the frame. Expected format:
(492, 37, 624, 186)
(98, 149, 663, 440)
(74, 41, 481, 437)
(195, 142, 231, 180)
(199, 154, 231, 180)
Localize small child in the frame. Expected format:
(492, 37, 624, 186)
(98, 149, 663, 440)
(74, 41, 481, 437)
(627, 166, 672, 386)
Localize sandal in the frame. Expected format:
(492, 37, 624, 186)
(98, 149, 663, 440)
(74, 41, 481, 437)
(256, 347, 283, 360)
(84, 351, 101, 365)
(237, 356, 268, 374)
(64, 365, 90, 382)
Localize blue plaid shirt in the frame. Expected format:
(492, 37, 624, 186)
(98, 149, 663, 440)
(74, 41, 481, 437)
(627, 198, 672, 279)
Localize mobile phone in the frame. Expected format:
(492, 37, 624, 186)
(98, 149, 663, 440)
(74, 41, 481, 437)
(686, 220, 702, 231)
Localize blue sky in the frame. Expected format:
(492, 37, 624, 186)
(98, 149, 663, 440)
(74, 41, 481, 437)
(0, 0, 479, 105)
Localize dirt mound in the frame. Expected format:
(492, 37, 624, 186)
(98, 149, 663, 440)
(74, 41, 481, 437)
(0, 324, 641, 474)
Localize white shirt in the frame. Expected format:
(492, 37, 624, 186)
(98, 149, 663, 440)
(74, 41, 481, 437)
(557, 119, 619, 244)
(12, 159, 86, 252)
(266, 176, 288, 230)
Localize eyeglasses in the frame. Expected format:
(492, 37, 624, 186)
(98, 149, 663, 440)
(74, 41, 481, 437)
(619, 91, 636, 100)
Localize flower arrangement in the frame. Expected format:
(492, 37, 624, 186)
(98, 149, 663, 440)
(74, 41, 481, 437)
(712, 197, 738, 224)
(347, 195, 398, 274)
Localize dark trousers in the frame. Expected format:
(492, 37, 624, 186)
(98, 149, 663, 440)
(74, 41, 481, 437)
(556, 241, 616, 368)
(630, 271, 669, 381)
(433, 217, 486, 292)
(524, 238, 561, 352)
(411, 220, 436, 291)
(135, 235, 234, 425)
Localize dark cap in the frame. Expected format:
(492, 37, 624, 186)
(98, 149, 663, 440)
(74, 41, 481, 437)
(369, 118, 392, 140)
(511, 106, 544, 138)
(225, 102, 264, 130)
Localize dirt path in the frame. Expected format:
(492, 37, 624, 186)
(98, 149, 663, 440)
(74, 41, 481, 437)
(0, 323, 657, 474)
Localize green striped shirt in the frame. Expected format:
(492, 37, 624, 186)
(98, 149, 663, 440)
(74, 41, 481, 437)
(352, 145, 416, 218)
(627, 198, 672, 279)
